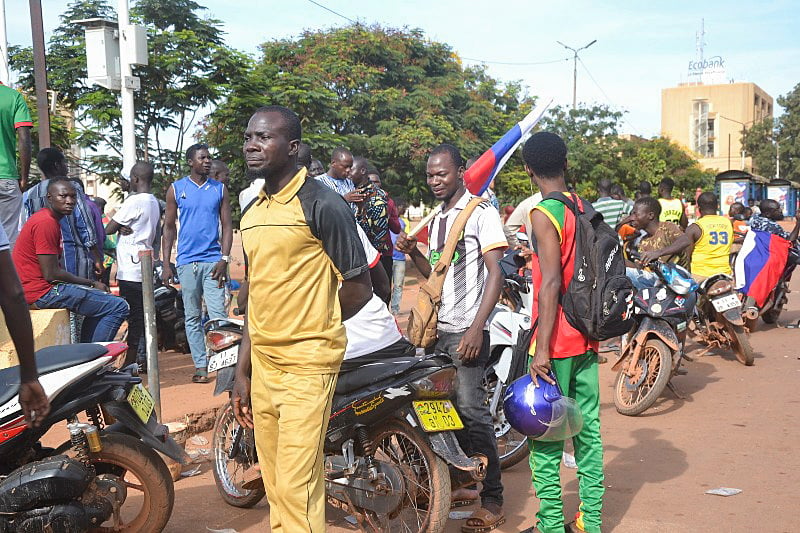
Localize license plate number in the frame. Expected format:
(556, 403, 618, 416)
(127, 383, 155, 424)
(712, 294, 740, 312)
(412, 400, 464, 432)
(208, 346, 238, 373)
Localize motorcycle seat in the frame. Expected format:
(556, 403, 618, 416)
(0, 344, 109, 407)
(336, 356, 440, 395)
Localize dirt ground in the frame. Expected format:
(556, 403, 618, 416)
(149, 254, 800, 533)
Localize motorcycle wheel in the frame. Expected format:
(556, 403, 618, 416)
(369, 420, 450, 533)
(614, 338, 672, 416)
(483, 371, 528, 469)
(762, 308, 781, 324)
(65, 432, 175, 532)
(725, 323, 754, 366)
(212, 403, 265, 508)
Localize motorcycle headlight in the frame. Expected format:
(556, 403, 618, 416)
(410, 368, 457, 399)
(206, 330, 242, 351)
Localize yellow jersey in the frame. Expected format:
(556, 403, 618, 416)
(658, 198, 684, 224)
(692, 215, 733, 277)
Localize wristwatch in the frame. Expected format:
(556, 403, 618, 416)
(221, 255, 231, 263)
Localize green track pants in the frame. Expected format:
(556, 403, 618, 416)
(528, 351, 604, 533)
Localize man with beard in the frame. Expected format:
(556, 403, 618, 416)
(231, 106, 371, 532)
(161, 143, 233, 383)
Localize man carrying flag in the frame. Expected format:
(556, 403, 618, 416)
(735, 199, 800, 312)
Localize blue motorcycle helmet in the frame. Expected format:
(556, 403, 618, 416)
(503, 373, 584, 441)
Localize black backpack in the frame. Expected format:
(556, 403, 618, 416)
(541, 192, 635, 340)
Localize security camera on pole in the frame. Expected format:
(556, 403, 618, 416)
(76, 0, 148, 175)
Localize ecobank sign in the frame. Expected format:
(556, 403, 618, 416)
(688, 55, 726, 83)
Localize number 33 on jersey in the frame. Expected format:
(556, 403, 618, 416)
(693, 215, 734, 277)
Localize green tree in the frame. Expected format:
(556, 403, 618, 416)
(205, 24, 532, 211)
(10, 0, 247, 195)
(744, 83, 800, 180)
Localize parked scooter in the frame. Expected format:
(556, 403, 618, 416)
(0, 342, 183, 532)
(485, 249, 532, 468)
(693, 273, 754, 366)
(613, 261, 697, 416)
(204, 320, 486, 533)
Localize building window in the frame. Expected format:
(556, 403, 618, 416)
(707, 118, 715, 138)
(707, 141, 715, 156)
(692, 100, 711, 157)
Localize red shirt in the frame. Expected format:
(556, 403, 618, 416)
(12, 209, 62, 304)
(529, 194, 598, 358)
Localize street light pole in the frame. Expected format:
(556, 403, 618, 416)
(557, 39, 597, 109)
(28, 0, 50, 148)
(117, 0, 136, 175)
(0, 0, 9, 85)
(719, 115, 756, 172)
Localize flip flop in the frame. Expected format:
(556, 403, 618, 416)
(192, 370, 209, 383)
(450, 498, 477, 509)
(461, 508, 505, 533)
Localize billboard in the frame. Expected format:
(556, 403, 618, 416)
(719, 181, 748, 214)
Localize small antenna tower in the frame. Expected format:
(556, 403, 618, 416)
(695, 18, 706, 61)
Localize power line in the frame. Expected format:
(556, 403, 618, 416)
(305, 0, 357, 24)
(461, 56, 571, 66)
(578, 56, 642, 136)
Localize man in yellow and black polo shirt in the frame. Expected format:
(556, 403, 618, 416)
(231, 106, 372, 532)
(657, 177, 688, 229)
(642, 191, 732, 281)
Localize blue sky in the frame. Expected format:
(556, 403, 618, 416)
(6, 0, 800, 138)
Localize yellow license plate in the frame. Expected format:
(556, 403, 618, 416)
(412, 400, 464, 432)
(127, 384, 155, 424)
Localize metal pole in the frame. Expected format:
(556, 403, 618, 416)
(28, 0, 49, 148)
(117, 0, 136, 175)
(572, 52, 577, 110)
(776, 140, 780, 180)
(0, 0, 9, 85)
(728, 133, 731, 170)
(139, 250, 161, 422)
(740, 126, 746, 171)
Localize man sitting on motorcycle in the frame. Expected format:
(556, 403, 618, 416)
(622, 196, 686, 289)
(641, 192, 732, 283)
(748, 199, 800, 243)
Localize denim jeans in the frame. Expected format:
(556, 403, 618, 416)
(177, 261, 227, 369)
(435, 329, 503, 507)
(36, 283, 129, 342)
(626, 267, 659, 290)
(390, 259, 406, 314)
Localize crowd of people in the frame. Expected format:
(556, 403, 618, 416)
(1, 84, 797, 533)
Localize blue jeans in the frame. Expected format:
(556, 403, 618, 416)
(177, 261, 227, 369)
(36, 283, 129, 342)
(435, 329, 503, 507)
(390, 259, 406, 314)
(626, 267, 659, 290)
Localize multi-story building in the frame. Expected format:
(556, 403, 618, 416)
(661, 82, 773, 174)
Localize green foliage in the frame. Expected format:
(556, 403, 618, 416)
(9, 0, 246, 195)
(206, 24, 533, 208)
(744, 83, 800, 180)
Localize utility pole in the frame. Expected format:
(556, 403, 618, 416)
(117, 0, 136, 175)
(0, 0, 9, 85)
(557, 39, 597, 110)
(29, 0, 50, 148)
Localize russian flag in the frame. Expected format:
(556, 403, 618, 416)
(463, 99, 553, 195)
(734, 230, 791, 307)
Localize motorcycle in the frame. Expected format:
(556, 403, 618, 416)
(741, 246, 798, 329)
(153, 262, 188, 354)
(692, 273, 754, 366)
(204, 320, 486, 533)
(612, 261, 697, 416)
(485, 249, 532, 469)
(0, 342, 184, 532)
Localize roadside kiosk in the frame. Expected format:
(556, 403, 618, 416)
(766, 178, 800, 217)
(715, 170, 769, 215)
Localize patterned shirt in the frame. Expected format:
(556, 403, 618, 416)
(592, 196, 630, 228)
(355, 182, 390, 253)
(748, 214, 789, 240)
(315, 173, 356, 212)
(427, 193, 507, 332)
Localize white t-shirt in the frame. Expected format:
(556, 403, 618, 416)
(239, 179, 264, 215)
(113, 193, 161, 282)
(342, 224, 400, 359)
(427, 193, 508, 332)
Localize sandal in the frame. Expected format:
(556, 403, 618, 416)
(192, 370, 209, 383)
(451, 498, 477, 509)
(461, 508, 505, 533)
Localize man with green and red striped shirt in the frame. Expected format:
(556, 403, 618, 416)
(522, 132, 604, 533)
(0, 83, 32, 247)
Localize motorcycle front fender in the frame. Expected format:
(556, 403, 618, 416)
(611, 318, 679, 372)
(103, 401, 188, 464)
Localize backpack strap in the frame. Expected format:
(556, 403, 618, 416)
(422, 196, 486, 298)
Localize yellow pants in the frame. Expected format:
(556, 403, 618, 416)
(251, 358, 337, 532)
